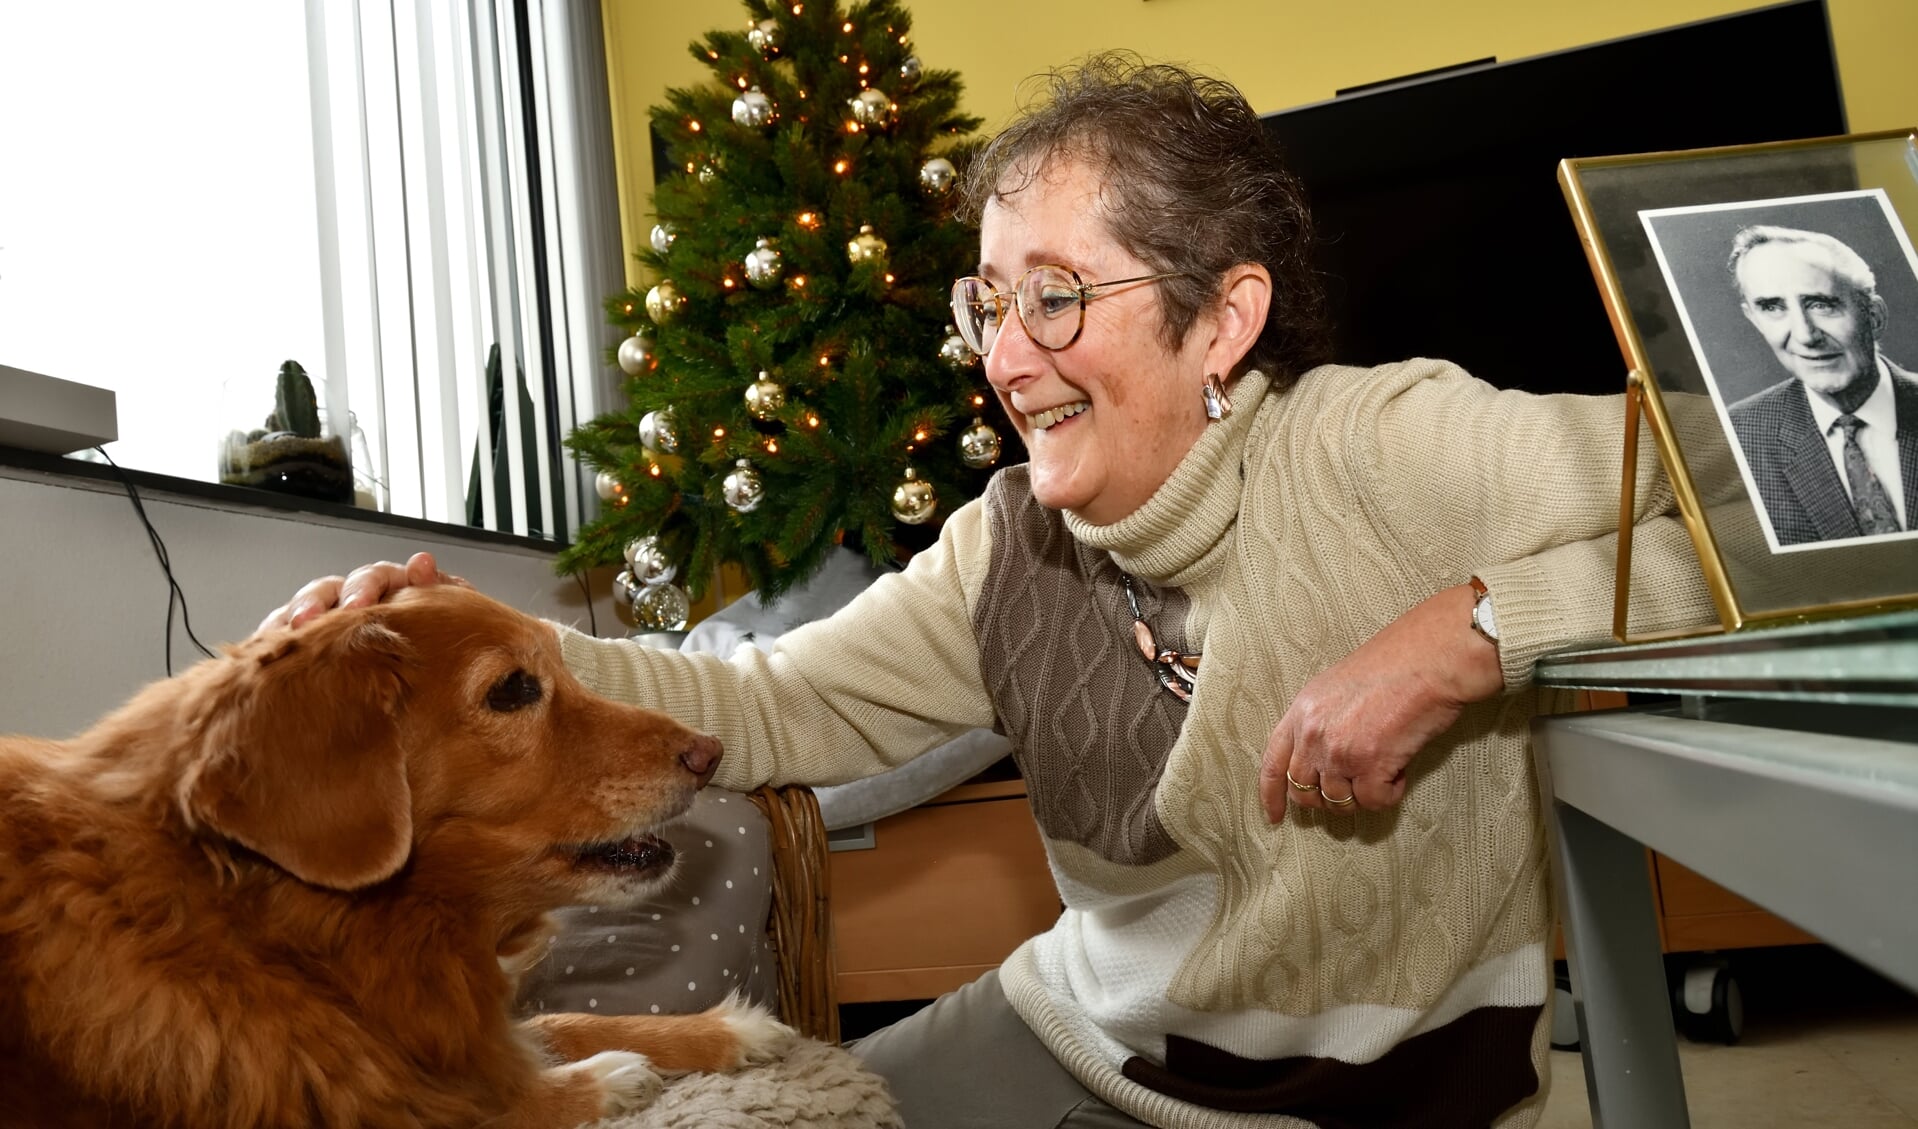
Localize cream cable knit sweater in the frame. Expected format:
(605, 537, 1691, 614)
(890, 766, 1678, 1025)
(558, 360, 1717, 1128)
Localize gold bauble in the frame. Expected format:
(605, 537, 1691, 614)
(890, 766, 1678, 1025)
(891, 466, 937, 525)
(846, 224, 887, 266)
(645, 280, 685, 325)
(744, 373, 786, 421)
(958, 417, 1002, 469)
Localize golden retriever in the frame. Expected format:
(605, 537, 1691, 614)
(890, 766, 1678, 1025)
(0, 584, 792, 1128)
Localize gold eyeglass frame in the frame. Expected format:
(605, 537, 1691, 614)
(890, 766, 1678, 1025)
(949, 266, 1182, 356)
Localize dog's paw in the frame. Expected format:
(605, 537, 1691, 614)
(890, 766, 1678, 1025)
(577, 1050, 664, 1114)
(711, 993, 799, 1068)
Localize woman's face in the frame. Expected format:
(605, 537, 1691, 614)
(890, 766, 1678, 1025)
(979, 158, 1214, 525)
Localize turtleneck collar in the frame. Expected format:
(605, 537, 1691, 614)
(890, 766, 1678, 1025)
(1063, 369, 1270, 587)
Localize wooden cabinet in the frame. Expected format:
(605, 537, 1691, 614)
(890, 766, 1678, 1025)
(827, 778, 1061, 1003)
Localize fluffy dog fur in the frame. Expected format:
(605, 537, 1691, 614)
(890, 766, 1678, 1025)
(0, 585, 793, 1128)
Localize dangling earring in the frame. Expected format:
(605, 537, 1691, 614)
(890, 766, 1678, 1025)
(1202, 372, 1233, 421)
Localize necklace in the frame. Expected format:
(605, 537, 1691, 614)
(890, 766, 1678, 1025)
(1121, 573, 1200, 702)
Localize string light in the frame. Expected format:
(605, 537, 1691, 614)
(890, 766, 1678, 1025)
(841, 20, 853, 32)
(689, 120, 702, 132)
(622, 302, 634, 314)
(806, 414, 821, 428)
(791, 3, 802, 12)
(838, 54, 849, 63)
(765, 438, 780, 454)
(884, 272, 895, 284)
(798, 211, 821, 229)
(723, 276, 737, 289)
(833, 159, 849, 174)
(736, 76, 748, 89)
(846, 121, 861, 133)
(858, 63, 869, 75)
(648, 463, 663, 477)
(713, 425, 727, 438)
(708, 49, 720, 59)
(818, 354, 831, 366)
(790, 274, 808, 288)
(913, 429, 928, 442)
(971, 393, 987, 408)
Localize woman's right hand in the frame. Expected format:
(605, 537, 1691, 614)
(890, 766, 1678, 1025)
(256, 551, 469, 634)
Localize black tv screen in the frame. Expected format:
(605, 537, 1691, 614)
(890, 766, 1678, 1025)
(1261, 0, 1846, 397)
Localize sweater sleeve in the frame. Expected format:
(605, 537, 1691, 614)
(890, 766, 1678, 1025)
(1353, 360, 1721, 690)
(554, 494, 1000, 793)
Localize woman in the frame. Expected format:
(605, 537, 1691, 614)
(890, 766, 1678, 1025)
(269, 55, 1713, 1129)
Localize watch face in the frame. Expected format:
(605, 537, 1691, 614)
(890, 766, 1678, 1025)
(1475, 596, 1499, 640)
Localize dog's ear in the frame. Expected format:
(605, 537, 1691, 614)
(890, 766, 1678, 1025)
(181, 613, 415, 890)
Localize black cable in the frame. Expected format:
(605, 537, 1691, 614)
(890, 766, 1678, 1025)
(573, 569, 599, 637)
(95, 447, 215, 674)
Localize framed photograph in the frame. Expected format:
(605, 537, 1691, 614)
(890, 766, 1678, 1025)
(1561, 129, 1918, 636)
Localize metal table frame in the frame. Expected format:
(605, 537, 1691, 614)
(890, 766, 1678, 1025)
(1533, 611, 1918, 1128)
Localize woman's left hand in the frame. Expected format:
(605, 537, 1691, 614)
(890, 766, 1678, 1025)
(1261, 584, 1504, 822)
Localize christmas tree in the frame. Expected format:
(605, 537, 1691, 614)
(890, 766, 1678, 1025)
(556, 0, 1002, 627)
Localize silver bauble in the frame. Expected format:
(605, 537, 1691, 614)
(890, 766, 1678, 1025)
(632, 581, 691, 632)
(616, 333, 658, 376)
(918, 156, 956, 199)
(638, 406, 679, 454)
(612, 568, 644, 608)
(649, 222, 676, 256)
(697, 161, 719, 185)
(938, 331, 977, 371)
(742, 237, 784, 289)
(623, 534, 678, 586)
(958, 417, 1003, 469)
(744, 373, 786, 421)
(594, 469, 625, 501)
(849, 88, 892, 127)
(899, 55, 922, 84)
(746, 18, 781, 57)
(891, 467, 937, 525)
(846, 224, 887, 266)
(722, 458, 765, 513)
(731, 86, 776, 129)
(645, 279, 685, 325)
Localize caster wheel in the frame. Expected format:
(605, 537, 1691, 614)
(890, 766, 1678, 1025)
(1673, 961, 1744, 1045)
(1550, 967, 1580, 1052)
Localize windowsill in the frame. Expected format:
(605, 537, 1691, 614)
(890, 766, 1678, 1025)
(0, 444, 564, 554)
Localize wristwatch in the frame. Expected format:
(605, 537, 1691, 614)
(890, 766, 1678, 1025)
(1468, 575, 1500, 646)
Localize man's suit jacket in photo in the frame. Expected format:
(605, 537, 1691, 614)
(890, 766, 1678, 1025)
(1727, 359, 1918, 546)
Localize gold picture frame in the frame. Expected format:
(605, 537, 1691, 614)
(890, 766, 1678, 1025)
(1560, 129, 1918, 639)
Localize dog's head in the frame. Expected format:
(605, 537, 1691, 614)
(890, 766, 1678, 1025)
(172, 585, 717, 908)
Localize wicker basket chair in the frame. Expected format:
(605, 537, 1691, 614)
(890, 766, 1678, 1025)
(747, 784, 840, 1044)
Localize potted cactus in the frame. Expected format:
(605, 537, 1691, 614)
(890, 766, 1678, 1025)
(218, 360, 354, 503)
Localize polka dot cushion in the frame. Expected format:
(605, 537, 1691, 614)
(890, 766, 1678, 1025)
(517, 788, 777, 1017)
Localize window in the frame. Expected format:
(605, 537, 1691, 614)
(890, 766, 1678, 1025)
(0, 0, 623, 541)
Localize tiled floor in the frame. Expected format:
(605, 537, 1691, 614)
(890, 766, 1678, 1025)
(1540, 946, 1918, 1128)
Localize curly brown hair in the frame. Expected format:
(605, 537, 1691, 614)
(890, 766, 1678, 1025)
(959, 53, 1330, 389)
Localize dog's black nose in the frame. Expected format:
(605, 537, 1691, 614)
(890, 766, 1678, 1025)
(679, 734, 722, 785)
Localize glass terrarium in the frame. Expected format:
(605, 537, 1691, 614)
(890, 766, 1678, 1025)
(218, 361, 354, 504)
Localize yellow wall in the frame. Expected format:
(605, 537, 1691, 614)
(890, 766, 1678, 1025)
(603, 0, 1915, 281)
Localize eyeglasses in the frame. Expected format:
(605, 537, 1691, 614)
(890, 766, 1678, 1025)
(949, 265, 1182, 356)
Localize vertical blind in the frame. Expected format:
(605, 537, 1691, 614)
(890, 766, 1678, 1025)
(303, 0, 624, 539)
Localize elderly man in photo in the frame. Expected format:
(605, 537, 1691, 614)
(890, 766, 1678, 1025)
(1727, 224, 1918, 545)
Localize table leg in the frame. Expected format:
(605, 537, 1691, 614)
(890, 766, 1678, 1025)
(1553, 800, 1690, 1129)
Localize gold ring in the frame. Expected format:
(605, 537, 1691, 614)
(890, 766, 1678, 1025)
(1323, 789, 1356, 806)
(1285, 769, 1319, 793)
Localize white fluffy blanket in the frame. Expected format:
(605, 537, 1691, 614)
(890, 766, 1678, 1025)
(596, 1037, 901, 1129)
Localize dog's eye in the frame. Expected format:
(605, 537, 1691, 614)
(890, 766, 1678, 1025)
(485, 670, 543, 712)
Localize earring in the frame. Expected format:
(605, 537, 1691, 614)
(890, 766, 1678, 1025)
(1202, 372, 1233, 421)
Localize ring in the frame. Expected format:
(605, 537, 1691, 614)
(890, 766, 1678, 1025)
(1322, 789, 1357, 806)
(1285, 770, 1319, 793)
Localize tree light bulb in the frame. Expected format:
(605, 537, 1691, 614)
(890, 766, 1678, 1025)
(819, 355, 830, 365)
(833, 159, 849, 174)
(736, 76, 748, 89)
(689, 120, 702, 131)
(841, 21, 853, 32)
(913, 429, 928, 441)
(713, 426, 727, 438)
(884, 273, 895, 284)
(858, 63, 869, 75)
(648, 463, 662, 477)
(807, 414, 820, 428)
(765, 439, 779, 453)
(791, 3, 802, 12)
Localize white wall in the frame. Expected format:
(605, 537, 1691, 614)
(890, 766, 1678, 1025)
(0, 466, 626, 740)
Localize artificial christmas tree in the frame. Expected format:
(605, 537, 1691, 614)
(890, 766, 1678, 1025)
(557, 0, 994, 623)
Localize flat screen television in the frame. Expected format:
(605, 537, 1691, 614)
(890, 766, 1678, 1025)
(1260, 0, 1847, 397)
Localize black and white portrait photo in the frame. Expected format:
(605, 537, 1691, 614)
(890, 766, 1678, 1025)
(1641, 189, 1918, 553)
